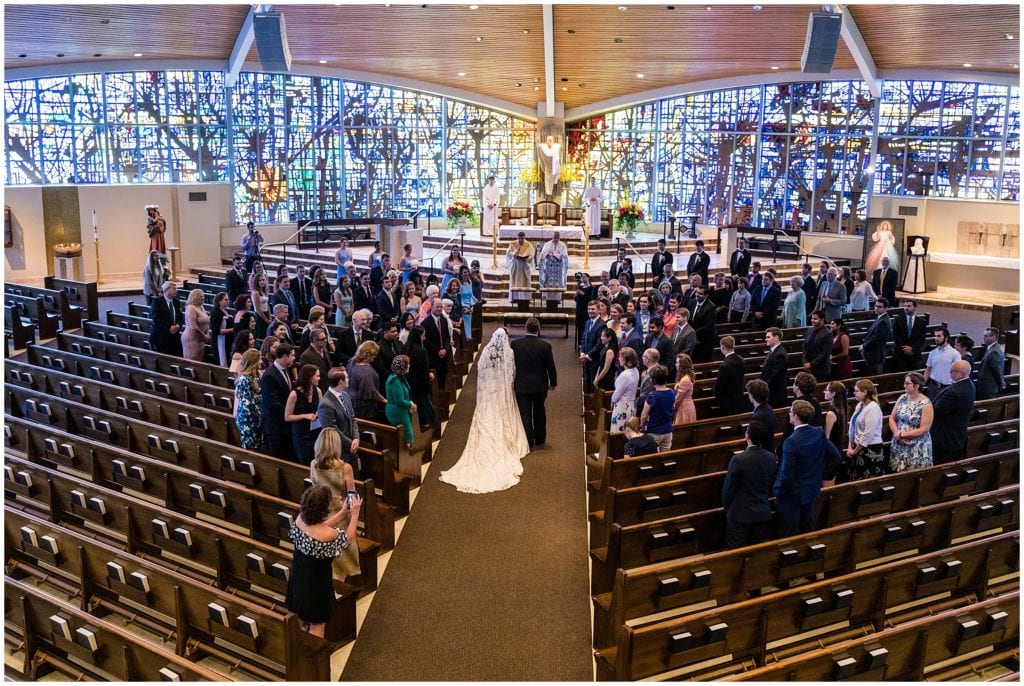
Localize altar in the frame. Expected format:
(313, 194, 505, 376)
(498, 225, 598, 241)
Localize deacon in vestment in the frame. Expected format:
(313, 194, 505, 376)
(583, 179, 602, 237)
(539, 231, 569, 290)
(506, 231, 536, 302)
(482, 175, 501, 237)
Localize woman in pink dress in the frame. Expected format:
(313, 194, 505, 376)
(182, 288, 211, 361)
(672, 352, 697, 425)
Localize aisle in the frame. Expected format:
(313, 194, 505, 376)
(341, 324, 592, 681)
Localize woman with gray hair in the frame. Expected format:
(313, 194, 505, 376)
(781, 275, 807, 328)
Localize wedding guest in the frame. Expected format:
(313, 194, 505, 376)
(346, 341, 385, 422)
(142, 250, 163, 305)
(722, 420, 777, 548)
(841, 379, 886, 482)
(333, 276, 354, 327)
(728, 277, 750, 323)
(888, 371, 934, 472)
(259, 335, 280, 372)
(182, 288, 211, 362)
(821, 381, 848, 485)
(403, 325, 436, 430)
(622, 416, 658, 457)
(773, 399, 841, 536)
(261, 343, 297, 460)
(781, 276, 806, 328)
(592, 327, 619, 392)
(209, 292, 233, 366)
(639, 365, 674, 452)
(285, 364, 324, 465)
(233, 349, 263, 451)
(848, 269, 877, 312)
(229, 330, 254, 374)
(385, 355, 417, 448)
(830, 318, 853, 379)
(672, 353, 697, 425)
(746, 379, 777, 452)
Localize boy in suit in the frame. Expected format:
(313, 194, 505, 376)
(773, 399, 841, 536)
(714, 336, 746, 416)
(722, 420, 777, 548)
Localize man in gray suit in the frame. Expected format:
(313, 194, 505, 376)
(671, 306, 697, 358)
(976, 327, 1007, 398)
(299, 329, 333, 392)
(816, 267, 846, 322)
(317, 367, 360, 469)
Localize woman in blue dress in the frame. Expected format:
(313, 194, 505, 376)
(233, 349, 263, 451)
(440, 246, 466, 295)
(457, 266, 478, 341)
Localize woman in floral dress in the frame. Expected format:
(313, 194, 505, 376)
(888, 372, 934, 472)
(233, 349, 263, 451)
(610, 348, 639, 433)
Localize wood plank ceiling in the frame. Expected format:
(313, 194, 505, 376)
(4, 3, 1020, 117)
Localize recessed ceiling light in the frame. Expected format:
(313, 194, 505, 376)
(561, 86, 568, 91)
(469, 4, 479, 8)
(1006, 33, 1015, 40)
(618, 5, 628, 10)
(770, 66, 779, 70)
(560, 77, 568, 82)
(533, 77, 540, 82)
(475, 36, 483, 42)
(1015, 64, 1020, 69)
(134, 52, 142, 57)
(752, 4, 762, 9)
(963, 63, 972, 68)
(457, 72, 466, 77)
(522, 29, 530, 34)
(636, 73, 645, 78)
(319, 59, 328, 64)
(705, 5, 712, 9)
(533, 86, 540, 91)
(56, 53, 65, 57)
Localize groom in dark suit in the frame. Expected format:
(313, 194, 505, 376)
(510, 318, 558, 450)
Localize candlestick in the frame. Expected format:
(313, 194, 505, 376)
(92, 210, 98, 240)
(94, 236, 104, 285)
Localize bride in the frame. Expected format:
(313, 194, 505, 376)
(439, 328, 530, 493)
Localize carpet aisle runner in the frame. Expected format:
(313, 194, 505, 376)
(341, 324, 592, 680)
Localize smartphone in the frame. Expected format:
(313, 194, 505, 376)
(346, 491, 358, 507)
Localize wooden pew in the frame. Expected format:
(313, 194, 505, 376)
(592, 484, 1019, 648)
(3, 453, 359, 648)
(358, 415, 433, 487)
(6, 281, 83, 330)
(5, 292, 60, 338)
(78, 319, 153, 349)
(106, 309, 153, 333)
(64, 328, 235, 388)
(723, 590, 1019, 681)
(7, 359, 239, 445)
(592, 448, 1019, 594)
(595, 529, 1020, 680)
(29, 343, 235, 411)
(4, 392, 395, 553)
(7, 508, 334, 681)
(5, 303, 36, 350)
(44, 275, 98, 322)
(4, 575, 229, 682)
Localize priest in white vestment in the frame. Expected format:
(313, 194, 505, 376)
(481, 175, 501, 237)
(583, 178, 602, 236)
(539, 231, 569, 291)
(506, 231, 535, 303)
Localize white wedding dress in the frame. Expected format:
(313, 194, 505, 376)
(439, 329, 530, 493)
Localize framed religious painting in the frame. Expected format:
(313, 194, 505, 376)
(862, 218, 905, 275)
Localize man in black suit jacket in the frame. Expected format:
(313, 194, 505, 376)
(271, 275, 299, 326)
(374, 273, 401, 325)
(510, 318, 557, 449)
(892, 299, 927, 371)
(802, 311, 834, 380)
(799, 263, 817, 317)
(644, 317, 676, 381)
(224, 255, 249, 305)
(750, 273, 781, 329)
(298, 329, 333, 392)
(721, 420, 778, 548)
(650, 240, 673, 289)
(422, 298, 452, 389)
(372, 322, 402, 394)
(317, 368, 360, 469)
(760, 327, 789, 409)
(729, 238, 751, 278)
(714, 336, 746, 416)
(352, 273, 376, 316)
(336, 309, 377, 364)
(931, 360, 976, 464)
(369, 254, 391, 296)
(746, 379, 777, 452)
(260, 343, 296, 460)
(689, 286, 717, 363)
(976, 327, 1007, 398)
(685, 240, 710, 287)
(288, 265, 313, 321)
(860, 299, 892, 375)
(149, 281, 183, 357)
(871, 256, 898, 307)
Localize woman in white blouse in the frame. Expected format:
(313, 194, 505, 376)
(841, 378, 886, 482)
(610, 348, 640, 433)
(848, 269, 878, 312)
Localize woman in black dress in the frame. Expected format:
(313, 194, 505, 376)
(284, 364, 323, 464)
(403, 325, 436, 430)
(208, 292, 233, 366)
(286, 485, 361, 638)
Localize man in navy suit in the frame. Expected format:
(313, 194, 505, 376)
(149, 281, 183, 357)
(722, 420, 778, 548)
(860, 298, 892, 375)
(374, 272, 401, 325)
(976, 327, 1007, 398)
(261, 343, 296, 461)
(892, 299, 927, 371)
(750, 273, 781, 329)
(288, 265, 313, 321)
(579, 300, 605, 392)
(760, 327, 789, 409)
(224, 254, 249, 305)
(931, 360, 976, 464)
(511, 318, 558, 449)
(773, 399, 841, 537)
(619, 313, 644, 361)
(871, 256, 898, 307)
(714, 336, 747, 417)
(271, 274, 299, 326)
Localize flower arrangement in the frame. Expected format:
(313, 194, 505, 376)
(520, 164, 542, 183)
(558, 162, 584, 183)
(445, 200, 478, 229)
(614, 200, 646, 234)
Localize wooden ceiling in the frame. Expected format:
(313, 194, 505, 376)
(5, 3, 1019, 117)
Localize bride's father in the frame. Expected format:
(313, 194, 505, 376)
(511, 318, 558, 450)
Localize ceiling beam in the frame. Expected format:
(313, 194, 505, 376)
(543, 3, 555, 118)
(835, 4, 881, 98)
(226, 4, 268, 88)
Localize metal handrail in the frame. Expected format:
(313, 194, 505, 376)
(614, 236, 652, 290)
(770, 228, 838, 270)
(425, 230, 467, 276)
(261, 221, 315, 269)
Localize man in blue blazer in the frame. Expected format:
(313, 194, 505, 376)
(860, 298, 892, 375)
(931, 360, 976, 464)
(773, 399, 841, 537)
(722, 420, 778, 548)
(976, 327, 1007, 398)
(750, 273, 781, 329)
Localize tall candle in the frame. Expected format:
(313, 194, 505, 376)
(92, 210, 98, 240)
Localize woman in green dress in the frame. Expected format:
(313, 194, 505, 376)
(384, 354, 417, 448)
(781, 275, 807, 328)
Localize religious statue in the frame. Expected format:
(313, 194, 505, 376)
(537, 135, 562, 197)
(146, 204, 166, 254)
